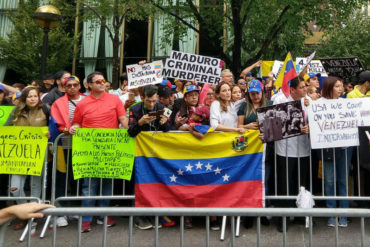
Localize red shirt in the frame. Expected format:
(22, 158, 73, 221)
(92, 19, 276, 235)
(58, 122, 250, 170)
(73, 92, 126, 128)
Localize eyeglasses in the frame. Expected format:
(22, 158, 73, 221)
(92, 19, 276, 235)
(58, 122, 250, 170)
(207, 92, 215, 96)
(66, 83, 80, 88)
(94, 79, 106, 85)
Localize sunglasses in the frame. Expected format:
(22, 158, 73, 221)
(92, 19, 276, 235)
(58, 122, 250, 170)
(94, 79, 106, 85)
(66, 83, 80, 88)
(238, 81, 247, 85)
(207, 92, 215, 96)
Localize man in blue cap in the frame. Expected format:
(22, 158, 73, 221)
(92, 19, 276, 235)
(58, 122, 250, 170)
(304, 73, 321, 89)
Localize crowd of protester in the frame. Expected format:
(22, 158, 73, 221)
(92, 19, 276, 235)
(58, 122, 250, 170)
(0, 59, 369, 234)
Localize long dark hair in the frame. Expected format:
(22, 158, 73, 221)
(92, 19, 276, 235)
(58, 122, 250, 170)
(244, 90, 267, 118)
(321, 76, 341, 99)
(215, 82, 231, 112)
(13, 87, 43, 123)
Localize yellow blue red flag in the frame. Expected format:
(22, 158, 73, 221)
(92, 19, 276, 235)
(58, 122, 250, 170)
(134, 131, 264, 207)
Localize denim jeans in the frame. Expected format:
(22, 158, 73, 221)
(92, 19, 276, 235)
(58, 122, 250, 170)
(10, 175, 42, 204)
(81, 178, 112, 222)
(324, 147, 353, 209)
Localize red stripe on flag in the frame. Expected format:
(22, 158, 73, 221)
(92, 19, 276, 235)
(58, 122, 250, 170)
(282, 69, 297, 98)
(135, 181, 263, 207)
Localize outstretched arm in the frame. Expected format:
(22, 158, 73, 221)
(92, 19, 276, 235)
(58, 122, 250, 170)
(0, 202, 55, 226)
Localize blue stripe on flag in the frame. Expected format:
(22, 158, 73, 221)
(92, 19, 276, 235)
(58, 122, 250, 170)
(135, 152, 262, 185)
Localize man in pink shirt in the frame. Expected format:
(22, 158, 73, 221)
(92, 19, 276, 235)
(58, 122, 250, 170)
(70, 71, 128, 233)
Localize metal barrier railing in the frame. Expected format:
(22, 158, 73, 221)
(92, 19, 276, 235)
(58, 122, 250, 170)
(0, 143, 51, 242)
(4, 207, 369, 247)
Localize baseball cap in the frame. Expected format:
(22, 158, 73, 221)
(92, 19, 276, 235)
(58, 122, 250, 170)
(246, 72, 252, 76)
(359, 71, 370, 84)
(248, 79, 263, 93)
(12, 91, 22, 100)
(161, 79, 176, 89)
(0, 84, 5, 92)
(183, 84, 199, 95)
(304, 73, 321, 82)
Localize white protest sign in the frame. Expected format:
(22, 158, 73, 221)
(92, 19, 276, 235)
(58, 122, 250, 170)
(308, 60, 328, 77)
(308, 97, 370, 149)
(295, 57, 307, 74)
(162, 51, 224, 85)
(296, 51, 316, 74)
(127, 60, 163, 89)
(271, 60, 283, 79)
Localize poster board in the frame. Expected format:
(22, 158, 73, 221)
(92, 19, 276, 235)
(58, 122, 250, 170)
(308, 98, 370, 149)
(127, 60, 163, 89)
(72, 128, 135, 180)
(256, 100, 304, 142)
(163, 51, 224, 84)
(0, 126, 48, 176)
(319, 57, 365, 83)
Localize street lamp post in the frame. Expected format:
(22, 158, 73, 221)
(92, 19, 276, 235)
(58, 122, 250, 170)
(34, 5, 61, 80)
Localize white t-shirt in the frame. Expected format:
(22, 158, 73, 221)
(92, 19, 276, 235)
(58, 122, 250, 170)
(68, 95, 85, 123)
(210, 100, 238, 130)
(273, 94, 310, 158)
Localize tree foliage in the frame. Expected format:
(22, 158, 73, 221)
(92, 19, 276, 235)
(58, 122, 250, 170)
(317, 13, 370, 70)
(151, 0, 368, 74)
(0, 0, 75, 83)
(80, 0, 154, 88)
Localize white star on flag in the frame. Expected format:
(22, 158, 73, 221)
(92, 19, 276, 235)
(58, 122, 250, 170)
(185, 163, 193, 172)
(222, 174, 230, 182)
(177, 168, 184, 175)
(170, 174, 177, 182)
(214, 167, 221, 175)
(195, 161, 203, 170)
(205, 163, 212, 171)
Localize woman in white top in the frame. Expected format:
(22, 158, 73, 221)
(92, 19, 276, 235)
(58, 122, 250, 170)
(210, 82, 245, 133)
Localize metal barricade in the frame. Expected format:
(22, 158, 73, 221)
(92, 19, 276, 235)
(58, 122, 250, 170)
(41, 133, 135, 238)
(0, 143, 51, 242)
(3, 207, 370, 247)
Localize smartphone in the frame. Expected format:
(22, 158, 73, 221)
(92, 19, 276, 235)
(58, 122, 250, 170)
(148, 110, 164, 118)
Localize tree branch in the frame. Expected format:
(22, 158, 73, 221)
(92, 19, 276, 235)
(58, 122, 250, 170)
(84, 4, 115, 42)
(241, 0, 254, 29)
(150, 0, 232, 65)
(242, 5, 290, 67)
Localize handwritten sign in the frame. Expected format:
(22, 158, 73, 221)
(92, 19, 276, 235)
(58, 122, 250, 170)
(163, 51, 223, 84)
(295, 51, 316, 74)
(0, 126, 48, 176)
(0, 106, 14, 126)
(72, 128, 135, 180)
(127, 60, 163, 89)
(320, 57, 365, 83)
(271, 60, 283, 80)
(308, 98, 370, 149)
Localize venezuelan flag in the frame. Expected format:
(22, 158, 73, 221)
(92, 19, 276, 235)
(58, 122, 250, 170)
(134, 131, 264, 207)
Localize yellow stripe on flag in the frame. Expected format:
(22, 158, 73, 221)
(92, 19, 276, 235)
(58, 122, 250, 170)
(261, 61, 274, 78)
(135, 130, 263, 159)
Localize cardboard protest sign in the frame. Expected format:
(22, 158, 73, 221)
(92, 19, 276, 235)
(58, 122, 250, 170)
(256, 100, 304, 143)
(163, 51, 224, 84)
(0, 106, 14, 126)
(358, 126, 370, 165)
(295, 51, 316, 74)
(319, 57, 365, 83)
(271, 60, 283, 80)
(72, 128, 135, 180)
(308, 98, 370, 149)
(127, 60, 163, 89)
(0, 126, 48, 176)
